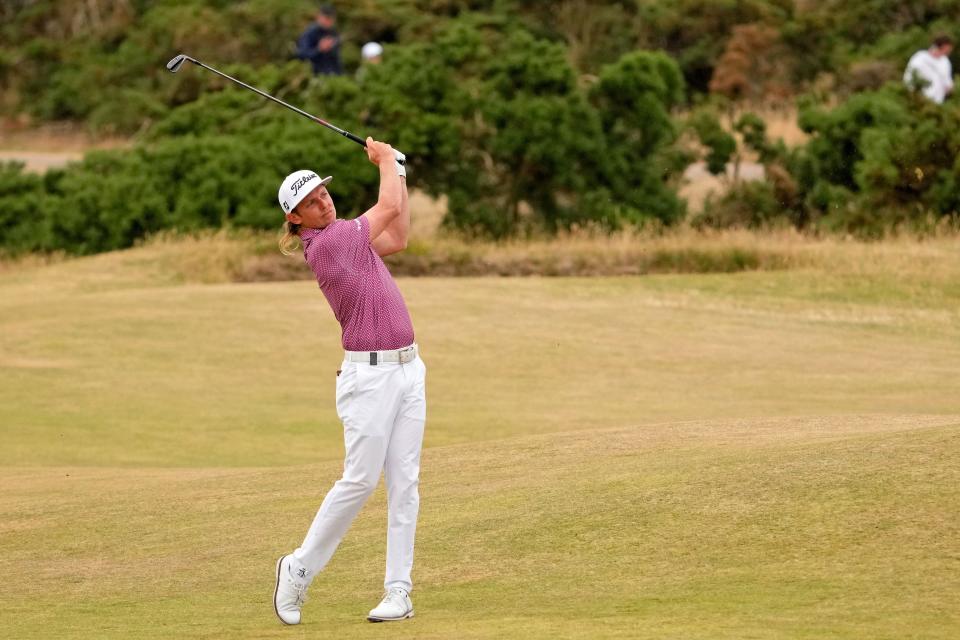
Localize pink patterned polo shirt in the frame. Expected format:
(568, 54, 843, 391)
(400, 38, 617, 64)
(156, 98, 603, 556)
(301, 215, 415, 351)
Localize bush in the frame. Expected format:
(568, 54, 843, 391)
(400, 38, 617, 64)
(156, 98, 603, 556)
(695, 180, 783, 229)
(0, 162, 45, 252)
(841, 60, 900, 95)
(2, 15, 693, 254)
(765, 85, 960, 235)
(797, 87, 912, 191)
(14, 2, 960, 249)
(688, 110, 736, 175)
(0, 122, 379, 256)
(351, 19, 687, 236)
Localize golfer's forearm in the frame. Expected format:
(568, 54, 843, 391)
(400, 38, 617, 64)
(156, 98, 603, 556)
(390, 178, 410, 244)
(384, 178, 410, 240)
(377, 161, 402, 219)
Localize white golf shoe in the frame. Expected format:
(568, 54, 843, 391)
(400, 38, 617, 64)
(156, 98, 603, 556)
(273, 555, 309, 625)
(367, 587, 414, 622)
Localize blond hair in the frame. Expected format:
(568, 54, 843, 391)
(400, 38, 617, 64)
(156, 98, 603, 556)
(279, 220, 302, 255)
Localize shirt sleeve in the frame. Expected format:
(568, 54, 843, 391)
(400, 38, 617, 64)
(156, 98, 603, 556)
(342, 216, 371, 256)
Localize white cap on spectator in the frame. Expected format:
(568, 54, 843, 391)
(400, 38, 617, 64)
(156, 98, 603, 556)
(361, 42, 384, 60)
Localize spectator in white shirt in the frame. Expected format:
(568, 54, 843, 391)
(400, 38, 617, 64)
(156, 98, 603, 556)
(904, 35, 954, 104)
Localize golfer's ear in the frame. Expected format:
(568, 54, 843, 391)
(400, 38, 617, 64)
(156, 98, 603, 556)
(286, 211, 302, 225)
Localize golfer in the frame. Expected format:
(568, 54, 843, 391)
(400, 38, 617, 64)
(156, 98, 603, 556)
(272, 138, 424, 625)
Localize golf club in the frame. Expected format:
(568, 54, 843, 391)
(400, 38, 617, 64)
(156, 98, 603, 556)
(165, 54, 404, 164)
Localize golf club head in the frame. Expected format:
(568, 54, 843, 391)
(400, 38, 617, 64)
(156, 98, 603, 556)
(166, 54, 189, 73)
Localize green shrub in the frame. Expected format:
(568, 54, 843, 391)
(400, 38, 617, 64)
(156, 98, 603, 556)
(776, 85, 960, 235)
(688, 110, 736, 175)
(695, 180, 784, 229)
(0, 123, 380, 256)
(360, 20, 686, 236)
(797, 87, 912, 191)
(0, 163, 45, 251)
(13, 1, 960, 248)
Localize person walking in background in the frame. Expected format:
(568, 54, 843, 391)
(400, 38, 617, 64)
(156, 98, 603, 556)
(272, 139, 423, 626)
(904, 35, 954, 104)
(296, 4, 343, 76)
(357, 42, 383, 81)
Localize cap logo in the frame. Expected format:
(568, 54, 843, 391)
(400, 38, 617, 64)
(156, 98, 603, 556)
(290, 172, 318, 196)
(282, 200, 290, 211)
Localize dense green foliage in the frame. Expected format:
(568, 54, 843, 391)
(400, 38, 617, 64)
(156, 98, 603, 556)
(799, 86, 960, 233)
(0, 12, 687, 253)
(695, 87, 960, 235)
(6, 0, 960, 125)
(3, 1, 960, 253)
(359, 22, 689, 235)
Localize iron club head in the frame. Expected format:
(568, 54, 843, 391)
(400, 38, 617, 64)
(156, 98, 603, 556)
(166, 54, 188, 73)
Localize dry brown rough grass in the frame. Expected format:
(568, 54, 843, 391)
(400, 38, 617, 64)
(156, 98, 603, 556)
(52, 227, 954, 283)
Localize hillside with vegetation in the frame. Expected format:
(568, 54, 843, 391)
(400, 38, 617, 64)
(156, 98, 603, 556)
(3, 0, 960, 255)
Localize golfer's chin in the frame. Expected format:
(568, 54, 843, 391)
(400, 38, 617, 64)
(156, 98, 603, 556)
(313, 211, 336, 229)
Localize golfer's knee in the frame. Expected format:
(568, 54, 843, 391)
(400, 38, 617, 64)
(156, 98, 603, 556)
(336, 472, 379, 497)
(385, 473, 419, 499)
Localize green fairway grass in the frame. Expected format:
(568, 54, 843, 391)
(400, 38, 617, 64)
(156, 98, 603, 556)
(1, 238, 959, 638)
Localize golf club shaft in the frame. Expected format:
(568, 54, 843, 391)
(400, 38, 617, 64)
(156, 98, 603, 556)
(173, 55, 368, 148)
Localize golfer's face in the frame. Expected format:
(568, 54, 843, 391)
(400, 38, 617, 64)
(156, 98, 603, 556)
(295, 185, 336, 228)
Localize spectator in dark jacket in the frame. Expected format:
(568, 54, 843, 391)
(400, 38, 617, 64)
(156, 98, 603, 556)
(296, 4, 342, 76)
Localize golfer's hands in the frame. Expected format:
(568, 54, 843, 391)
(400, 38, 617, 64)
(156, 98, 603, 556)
(365, 138, 396, 167)
(366, 138, 407, 177)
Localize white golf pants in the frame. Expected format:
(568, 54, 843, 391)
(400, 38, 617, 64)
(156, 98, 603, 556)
(293, 354, 426, 593)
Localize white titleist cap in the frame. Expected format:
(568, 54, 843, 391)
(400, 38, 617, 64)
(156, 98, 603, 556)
(361, 42, 383, 60)
(278, 170, 332, 213)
